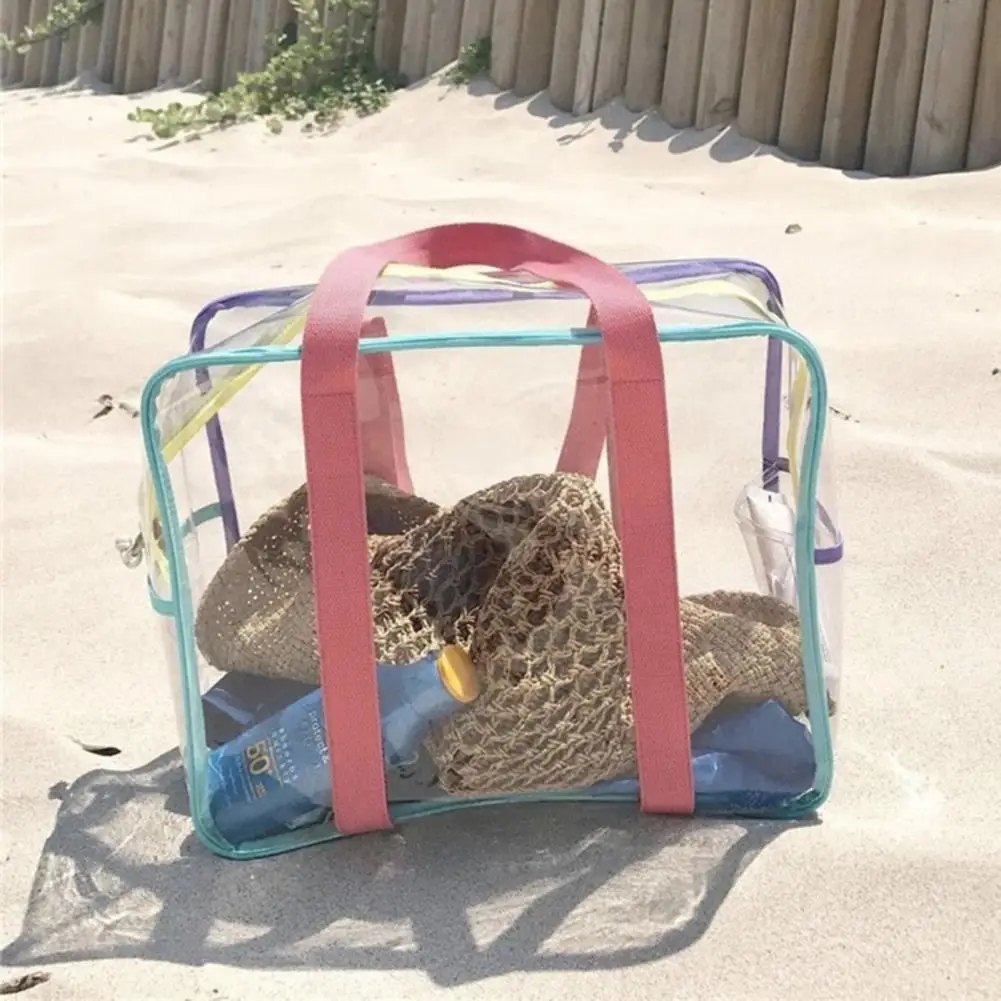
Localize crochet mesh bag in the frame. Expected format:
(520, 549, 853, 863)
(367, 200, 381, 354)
(194, 471, 808, 797)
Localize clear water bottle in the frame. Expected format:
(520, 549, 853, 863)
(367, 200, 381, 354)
(207, 646, 480, 843)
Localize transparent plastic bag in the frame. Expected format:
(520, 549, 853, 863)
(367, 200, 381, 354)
(137, 224, 840, 858)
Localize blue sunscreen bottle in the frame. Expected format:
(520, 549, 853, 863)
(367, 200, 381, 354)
(206, 646, 480, 843)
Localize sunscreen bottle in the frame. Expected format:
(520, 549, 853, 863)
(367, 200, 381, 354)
(207, 646, 479, 843)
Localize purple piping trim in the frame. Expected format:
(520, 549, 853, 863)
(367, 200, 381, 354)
(762, 338, 784, 492)
(765, 459, 844, 565)
(188, 289, 310, 548)
(188, 260, 783, 342)
(184, 258, 794, 555)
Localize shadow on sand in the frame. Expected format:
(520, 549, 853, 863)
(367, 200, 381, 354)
(4, 71, 956, 182)
(452, 77, 941, 182)
(3, 750, 815, 987)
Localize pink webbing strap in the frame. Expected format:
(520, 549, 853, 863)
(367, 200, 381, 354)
(301, 223, 694, 836)
(555, 336, 607, 479)
(358, 317, 413, 491)
(557, 342, 618, 479)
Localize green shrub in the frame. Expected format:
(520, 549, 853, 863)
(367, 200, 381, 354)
(0, 0, 103, 53)
(443, 36, 491, 87)
(128, 0, 403, 140)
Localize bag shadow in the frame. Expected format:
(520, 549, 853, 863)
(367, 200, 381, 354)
(2, 750, 813, 987)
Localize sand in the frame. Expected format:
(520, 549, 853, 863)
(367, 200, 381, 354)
(2, 74, 1000, 1000)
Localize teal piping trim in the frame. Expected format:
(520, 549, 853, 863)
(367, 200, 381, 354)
(140, 321, 833, 860)
(148, 580, 174, 617)
(145, 502, 225, 617)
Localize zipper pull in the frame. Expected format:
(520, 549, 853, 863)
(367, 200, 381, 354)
(116, 534, 145, 569)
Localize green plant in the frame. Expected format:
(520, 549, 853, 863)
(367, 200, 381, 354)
(442, 36, 491, 87)
(0, 0, 103, 53)
(128, 0, 402, 141)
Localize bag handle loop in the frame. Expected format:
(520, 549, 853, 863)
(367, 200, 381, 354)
(301, 222, 693, 835)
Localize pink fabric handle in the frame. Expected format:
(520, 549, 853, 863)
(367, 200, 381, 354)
(556, 337, 607, 479)
(300, 222, 694, 836)
(357, 317, 413, 492)
(358, 311, 600, 486)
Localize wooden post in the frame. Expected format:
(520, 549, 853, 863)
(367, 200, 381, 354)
(178, 0, 210, 83)
(76, 14, 103, 75)
(572, 0, 603, 114)
(245, 0, 271, 72)
(820, 0, 885, 170)
(200, 0, 228, 91)
(57, 26, 80, 82)
(3, 0, 33, 84)
(911, 0, 987, 175)
(549, 0, 582, 110)
(777, 0, 838, 162)
(490, 0, 524, 90)
(426, 0, 464, 74)
(737, 0, 794, 145)
(549, 0, 583, 111)
(221, 0, 252, 88)
(695, 0, 749, 129)
(124, 0, 165, 92)
(324, 0, 347, 35)
(514, 0, 558, 96)
(0, 1, 9, 80)
(323, 0, 347, 64)
(373, 0, 406, 73)
(96, 0, 123, 82)
(459, 0, 494, 46)
(624, 0, 672, 113)
(592, 0, 634, 109)
(112, 0, 134, 90)
(41, 0, 64, 85)
(158, 0, 186, 83)
(331, 1, 368, 62)
(661, 0, 708, 128)
(271, 0, 293, 33)
(22, 0, 49, 86)
(350, 2, 376, 55)
(863, 0, 931, 175)
(399, 0, 432, 81)
(968, 0, 1001, 169)
(0, 0, 14, 80)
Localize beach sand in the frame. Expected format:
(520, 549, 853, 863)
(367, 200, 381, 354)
(2, 75, 1000, 999)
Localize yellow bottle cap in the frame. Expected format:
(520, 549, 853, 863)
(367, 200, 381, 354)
(436, 645, 480, 704)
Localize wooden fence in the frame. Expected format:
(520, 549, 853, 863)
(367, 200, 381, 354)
(3, 0, 999, 176)
(0, 0, 302, 95)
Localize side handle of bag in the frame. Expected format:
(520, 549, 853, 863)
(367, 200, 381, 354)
(357, 317, 413, 492)
(301, 222, 694, 836)
(555, 338, 608, 479)
(357, 308, 603, 487)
